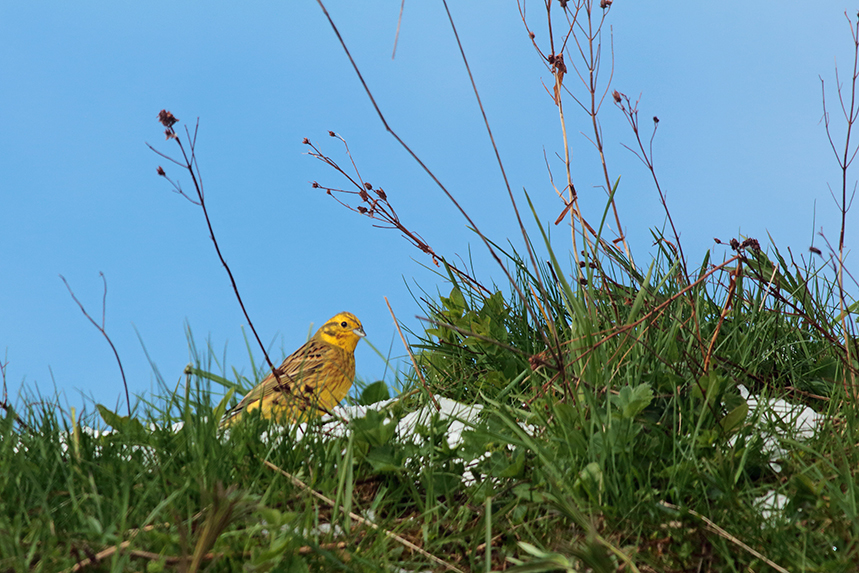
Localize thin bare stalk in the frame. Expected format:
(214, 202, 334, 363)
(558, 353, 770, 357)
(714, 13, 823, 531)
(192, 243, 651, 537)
(385, 297, 439, 411)
(660, 502, 789, 573)
(313, 0, 567, 379)
(567, 1, 630, 262)
(59, 273, 130, 417)
(391, 0, 405, 59)
(614, 92, 688, 284)
(518, 0, 632, 269)
(305, 135, 491, 295)
(440, 0, 565, 360)
(820, 12, 859, 395)
(263, 460, 466, 573)
(518, 1, 588, 273)
(147, 111, 285, 393)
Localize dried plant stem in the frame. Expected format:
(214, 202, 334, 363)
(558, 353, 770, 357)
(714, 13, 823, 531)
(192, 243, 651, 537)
(263, 460, 466, 573)
(59, 273, 130, 417)
(439, 0, 565, 365)
(384, 297, 439, 411)
(660, 502, 789, 573)
(314, 0, 566, 380)
(306, 136, 491, 296)
(518, 0, 632, 268)
(67, 524, 161, 572)
(820, 12, 859, 395)
(556, 88, 586, 273)
(703, 265, 739, 373)
(391, 0, 405, 59)
(614, 93, 688, 283)
(580, 9, 631, 263)
(148, 113, 286, 393)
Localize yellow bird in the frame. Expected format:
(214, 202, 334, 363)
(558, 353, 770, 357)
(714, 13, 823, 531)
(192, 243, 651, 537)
(221, 312, 365, 426)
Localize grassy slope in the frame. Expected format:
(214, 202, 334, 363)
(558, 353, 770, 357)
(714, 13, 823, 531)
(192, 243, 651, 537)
(3, 5, 859, 572)
(2, 237, 857, 572)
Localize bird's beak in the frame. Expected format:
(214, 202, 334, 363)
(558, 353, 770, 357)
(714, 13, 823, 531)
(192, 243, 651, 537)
(354, 326, 366, 338)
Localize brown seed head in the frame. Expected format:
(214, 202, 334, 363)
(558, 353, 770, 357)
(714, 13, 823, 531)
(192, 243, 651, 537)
(157, 110, 178, 128)
(742, 238, 761, 252)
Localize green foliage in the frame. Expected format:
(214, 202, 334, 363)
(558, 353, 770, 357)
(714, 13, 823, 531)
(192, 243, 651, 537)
(3, 223, 856, 573)
(420, 285, 529, 402)
(4, 37, 858, 573)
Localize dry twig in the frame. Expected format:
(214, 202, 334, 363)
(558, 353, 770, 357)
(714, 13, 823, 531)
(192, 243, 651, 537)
(59, 273, 130, 416)
(264, 459, 466, 573)
(147, 110, 287, 395)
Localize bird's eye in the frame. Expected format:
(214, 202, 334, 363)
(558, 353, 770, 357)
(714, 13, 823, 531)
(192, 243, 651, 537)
(341, 321, 348, 328)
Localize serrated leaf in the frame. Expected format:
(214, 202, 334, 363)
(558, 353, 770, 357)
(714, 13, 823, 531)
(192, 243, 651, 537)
(613, 383, 653, 419)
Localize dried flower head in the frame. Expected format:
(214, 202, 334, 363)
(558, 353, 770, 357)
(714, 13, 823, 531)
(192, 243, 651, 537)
(742, 238, 761, 252)
(158, 110, 178, 128)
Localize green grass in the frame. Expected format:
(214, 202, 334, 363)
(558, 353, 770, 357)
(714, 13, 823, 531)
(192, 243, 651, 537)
(5, 6, 859, 569)
(2, 228, 857, 572)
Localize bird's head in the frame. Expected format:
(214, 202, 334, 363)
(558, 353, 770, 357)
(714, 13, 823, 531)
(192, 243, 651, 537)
(317, 312, 366, 352)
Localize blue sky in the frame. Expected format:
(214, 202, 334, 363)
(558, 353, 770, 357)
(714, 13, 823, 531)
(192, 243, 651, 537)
(1, 2, 855, 416)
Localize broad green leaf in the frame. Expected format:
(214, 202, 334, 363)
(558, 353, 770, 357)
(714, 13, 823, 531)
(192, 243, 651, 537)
(358, 381, 390, 405)
(720, 401, 748, 435)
